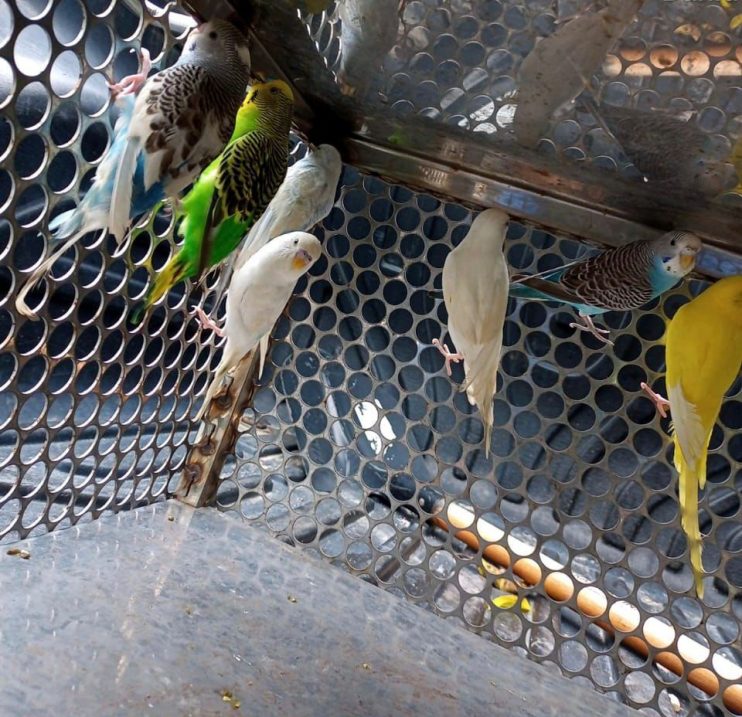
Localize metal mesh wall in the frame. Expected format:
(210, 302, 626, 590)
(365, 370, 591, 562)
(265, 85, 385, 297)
(304, 0, 742, 198)
(0, 0, 212, 541)
(215, 165, 742, 716)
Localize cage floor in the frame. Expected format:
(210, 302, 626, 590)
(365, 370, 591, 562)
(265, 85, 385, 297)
(0, 502, 639, 717)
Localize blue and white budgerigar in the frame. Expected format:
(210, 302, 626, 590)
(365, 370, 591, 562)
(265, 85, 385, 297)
(196, 231, 322, 421)
(436, 208, 510, 454)
(509, 231, 702, 344)
(15, 20, 250, 318)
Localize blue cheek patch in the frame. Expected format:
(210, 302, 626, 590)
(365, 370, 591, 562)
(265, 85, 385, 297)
(662, 256, 672, 263)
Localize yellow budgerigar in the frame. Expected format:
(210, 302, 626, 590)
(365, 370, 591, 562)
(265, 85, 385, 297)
(642, 276, 742, 597)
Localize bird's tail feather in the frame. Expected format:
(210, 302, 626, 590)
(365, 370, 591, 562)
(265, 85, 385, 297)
(109, 138, 139, 245)
(133, 252, 189, 324)
(15, 226, 105, 316)
(674, 440, 706, 598)
(462, 344, 502, 455)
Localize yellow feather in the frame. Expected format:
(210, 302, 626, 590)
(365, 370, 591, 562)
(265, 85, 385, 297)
(665, 277, 742, 597)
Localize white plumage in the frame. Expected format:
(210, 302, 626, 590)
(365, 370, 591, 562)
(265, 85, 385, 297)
(196, 231, 322, 421)
(440, 208, 510, 453)
(234, 144, 342, 276)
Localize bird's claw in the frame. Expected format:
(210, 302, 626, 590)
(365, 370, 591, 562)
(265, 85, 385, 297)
(432, 338, 463, 377)
(193, 306, 225, 337)
(640, 382, 671, 419)
(109, 48, 152, 98)
(569, 314, 615, 346)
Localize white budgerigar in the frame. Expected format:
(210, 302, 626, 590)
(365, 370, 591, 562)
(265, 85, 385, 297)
(196, 231, 322, 421)
(218, 144, 342, 297)
(513, 0, 641, 148)
(108, 19, 251, 243)
(436, 208, 510, 453)
(337, 0, 401, 96)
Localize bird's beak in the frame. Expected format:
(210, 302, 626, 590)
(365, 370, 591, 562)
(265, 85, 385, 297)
(292, 248, 314, 270)
(680, 253, 696, 271)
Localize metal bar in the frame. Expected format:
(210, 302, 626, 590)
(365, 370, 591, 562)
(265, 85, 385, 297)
(175, 349, 261, 507)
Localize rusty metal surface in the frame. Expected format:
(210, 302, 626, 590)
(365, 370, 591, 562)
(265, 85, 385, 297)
(0, 500, 644, 717)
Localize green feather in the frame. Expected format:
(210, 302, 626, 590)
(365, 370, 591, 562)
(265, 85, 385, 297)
(136, 81, 294, 320)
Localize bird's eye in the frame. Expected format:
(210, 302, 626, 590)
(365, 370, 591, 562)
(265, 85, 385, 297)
(252, 90, 259, 99)
(670, 238, 676, 246)
(294, 238, 298, 245)
(271, 87, 279, 94)
(209, 31, 218, 40)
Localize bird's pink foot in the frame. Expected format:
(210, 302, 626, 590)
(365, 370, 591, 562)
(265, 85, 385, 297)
(432, 338, 463, 377)
(194, 307, 224, 337)
(640, 382, 671, 419)
(109, 48, 152, 98)
(569, 313, 614, 346)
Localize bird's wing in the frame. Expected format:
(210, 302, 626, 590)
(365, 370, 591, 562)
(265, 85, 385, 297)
(197, 132, 282, 276)
(131, 65, 234, 195)
(444, 246, 507, 349)
(666, 304, 740, 486)
(559, 244, 654, 310)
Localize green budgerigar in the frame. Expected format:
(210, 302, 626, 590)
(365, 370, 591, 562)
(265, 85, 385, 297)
(135, 79, 294, 320)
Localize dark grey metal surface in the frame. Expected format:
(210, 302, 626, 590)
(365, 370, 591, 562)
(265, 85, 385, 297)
(0, 500, 642, 717)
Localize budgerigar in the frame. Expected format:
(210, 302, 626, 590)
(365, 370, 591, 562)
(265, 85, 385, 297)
(513, 0, 641, 148)
(135, 80, 295, 322)
(337, 0, 401, 96)
(435, 208, 510, 454)
(205, 143, 342, 332)
(641, 276, 742, 597)
(196, 231, 322, 421)
(509, 231, 702, 344)
(15, 20, 250, 318)
(108, 19, 251, 244)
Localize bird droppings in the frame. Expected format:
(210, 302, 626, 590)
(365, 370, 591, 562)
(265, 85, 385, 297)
(221, 690, 241, 709)
(7, 548, 30, 560)
(287, 594, 298, 603)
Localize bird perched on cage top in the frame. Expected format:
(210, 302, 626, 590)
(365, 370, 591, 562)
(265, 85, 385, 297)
(108, 19, 251, 244)
(205, 143, 342, 331)
(509, 230, 702, 344)
(195, 231, 322, 421)
(641, 275, 742, 598)
(14, 20, 250, 318)
(435, 208, 510, 454)
(337, 0, 401, 97)
(513, 0, 641, 148)
(133, 80, 295, 323)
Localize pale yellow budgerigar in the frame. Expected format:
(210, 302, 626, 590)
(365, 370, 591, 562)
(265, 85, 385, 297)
(436, 208, 510, 454)
(642, 276, 742, 597)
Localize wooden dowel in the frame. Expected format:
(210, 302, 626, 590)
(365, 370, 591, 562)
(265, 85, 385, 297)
(428, 515, 741, 713)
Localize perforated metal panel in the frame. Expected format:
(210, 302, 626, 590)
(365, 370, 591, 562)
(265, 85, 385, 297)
(215, 165, 742, 716)
(0, 0, 211, 541)
(303, 0, 742, 200)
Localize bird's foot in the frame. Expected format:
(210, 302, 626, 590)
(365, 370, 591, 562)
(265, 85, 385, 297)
(640, 382, 671, 419)
(569, 313, 614, 346)
(193, 307, 224, 337)
(109, 48, 152, 98)
(432, 338, 463, 377)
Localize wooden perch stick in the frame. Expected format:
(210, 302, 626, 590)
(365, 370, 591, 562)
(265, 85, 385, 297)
(429, 513, 741, 713)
